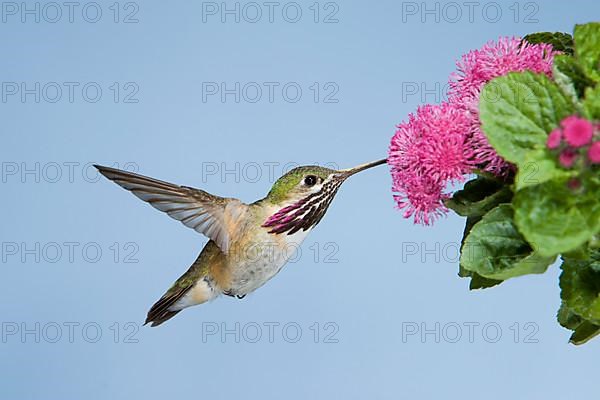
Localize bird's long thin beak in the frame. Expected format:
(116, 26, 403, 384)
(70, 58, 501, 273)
(339, 158, 388, 177)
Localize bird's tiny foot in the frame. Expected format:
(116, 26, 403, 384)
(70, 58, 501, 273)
(223, 290, 246, 299)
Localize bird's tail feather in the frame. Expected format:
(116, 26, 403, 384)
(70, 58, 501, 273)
(144, 244, 221, 327)
(145, 284, 193, 327)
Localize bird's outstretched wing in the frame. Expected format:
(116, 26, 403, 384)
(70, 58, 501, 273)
(95, 165, 247, 254)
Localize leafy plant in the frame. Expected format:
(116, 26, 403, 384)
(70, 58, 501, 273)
(451, 23, 600, 344)
(390, 22, 600, 344)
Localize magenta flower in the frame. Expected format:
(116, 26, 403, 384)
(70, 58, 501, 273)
(449, 37, 557, 175)
(390, 36, 560, 225)
(389, 103, 476, 225)
(547, 129, 562, 149)
(559, 149, 578, 168)
(589, 142, 600, 164)
(393, 176, 449, 226)
(561, 116, 594, 147)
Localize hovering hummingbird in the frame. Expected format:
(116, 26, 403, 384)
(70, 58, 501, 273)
(95, 159, 386, 326)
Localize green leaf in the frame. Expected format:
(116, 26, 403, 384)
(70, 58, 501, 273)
(563, 245, 591, 261)
(574, 23, 600, 82)
(582, 84, 600, 120)
(553, 54, 595, 101)
(467, 272, 503, 290)
(560, 250, 600, 324)
(514, 177, 600, 257)
(458, 216, 503, 290)
(479, 72, 575, 165)
(569, 322, 600, 345)
(460, 204, 555, 280)
(557, 302, 600, 345)
(445, 176, 513, 217)
(558, 302, 583, 330)
(513, 148, 576, 191)
(523, 31, 574, 55)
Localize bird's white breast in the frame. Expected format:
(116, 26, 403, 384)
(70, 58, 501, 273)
(228, 226, 312, 295)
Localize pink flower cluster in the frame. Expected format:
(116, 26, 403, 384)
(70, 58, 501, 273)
(389, 103, 476, 225)
(389, 37, 558, 225)
(449, 37, 556, 175)
(547, 115, 600, 167)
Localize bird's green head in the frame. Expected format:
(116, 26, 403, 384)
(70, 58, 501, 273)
(262, 159, 387, 234)
(265, 165, 336, 205)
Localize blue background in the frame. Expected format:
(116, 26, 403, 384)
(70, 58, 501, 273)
(1, 1, 598, 398)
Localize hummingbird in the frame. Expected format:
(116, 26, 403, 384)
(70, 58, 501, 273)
(95, 159, 386, 326)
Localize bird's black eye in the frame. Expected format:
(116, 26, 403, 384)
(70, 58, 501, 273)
(304, 175, 317, 186)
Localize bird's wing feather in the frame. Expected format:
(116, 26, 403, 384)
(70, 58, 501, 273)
(95, 165, 246, 254)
